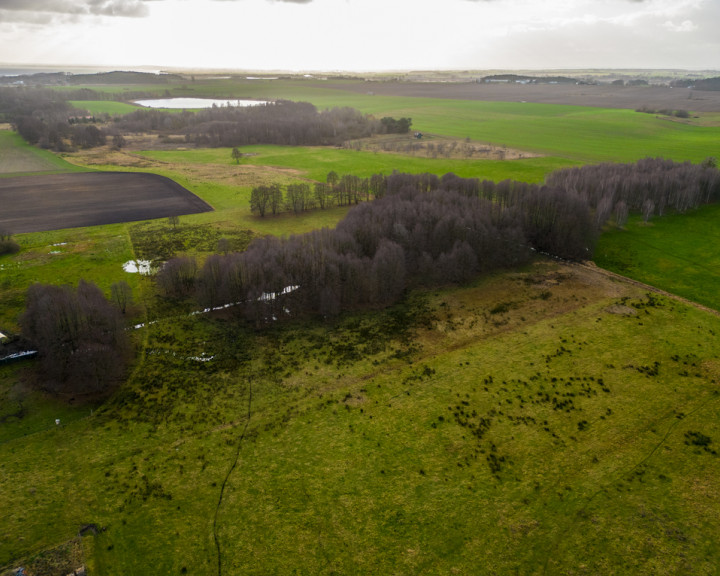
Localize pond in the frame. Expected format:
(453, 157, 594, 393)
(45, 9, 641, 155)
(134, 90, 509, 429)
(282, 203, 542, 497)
(133, 98, 269, 109)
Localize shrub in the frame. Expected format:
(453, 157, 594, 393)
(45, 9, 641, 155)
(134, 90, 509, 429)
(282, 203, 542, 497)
(0, 230, 20, 255)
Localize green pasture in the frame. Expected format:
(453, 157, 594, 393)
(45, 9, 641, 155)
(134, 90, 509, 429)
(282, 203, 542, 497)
(0, 224, 143, 331)
(347, 99, 720, 164)
(595, 204, 720, 311)
(138, 145, 574, 183)
(68, 101, 140, 116)
(1, 76, 719, 574)
(57, 77, 720, 165)
(1, 265, 719, 574)
(0, 131, 84, 176)
(165, 79, 719, 164)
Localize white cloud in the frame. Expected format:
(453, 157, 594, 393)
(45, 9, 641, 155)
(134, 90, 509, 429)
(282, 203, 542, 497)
(0, 0, 718, 70)
(663, 19, 697, 32)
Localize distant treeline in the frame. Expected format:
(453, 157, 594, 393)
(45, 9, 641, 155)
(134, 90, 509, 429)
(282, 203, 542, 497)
(0, 86, 108, 151)
(0, 70, 184, 86)
(670, 77, 720, 91)
(546, 156, 720, 224)
(0, 87, 392, 150)
(174, 100, 378, 146)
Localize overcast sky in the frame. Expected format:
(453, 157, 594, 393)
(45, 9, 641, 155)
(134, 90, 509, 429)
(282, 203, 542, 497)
(0, 0, 718, 72)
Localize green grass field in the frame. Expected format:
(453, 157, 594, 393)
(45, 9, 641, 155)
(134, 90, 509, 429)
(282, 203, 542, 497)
(2, 77, 720, 575)
(69, 101, 140, 116)
(138, 145, 575, 183)
(58, 77, 720, 164)
(595, 204, 720, 311)
(2, 263, 719, 574)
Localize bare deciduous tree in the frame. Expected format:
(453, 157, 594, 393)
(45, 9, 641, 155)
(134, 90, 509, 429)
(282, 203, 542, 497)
(641, 198, 655, 223)
(156, 256, 197, 298)
(110, 281, 133, 314)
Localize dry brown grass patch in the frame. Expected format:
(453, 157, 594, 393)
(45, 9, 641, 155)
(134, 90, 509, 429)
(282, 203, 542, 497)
(344, 133, 540, 160)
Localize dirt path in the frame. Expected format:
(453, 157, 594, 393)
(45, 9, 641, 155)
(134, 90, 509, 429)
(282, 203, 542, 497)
(575, 261, 720, 317)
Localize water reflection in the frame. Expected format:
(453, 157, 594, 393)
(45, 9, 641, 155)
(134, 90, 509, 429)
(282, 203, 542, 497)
(133, 98, 268, 109)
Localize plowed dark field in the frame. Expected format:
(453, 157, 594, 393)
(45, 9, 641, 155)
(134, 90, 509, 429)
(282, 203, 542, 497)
(0, 172, 213, 233)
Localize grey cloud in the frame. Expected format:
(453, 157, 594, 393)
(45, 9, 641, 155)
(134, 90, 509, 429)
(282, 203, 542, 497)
(212, 0, 314, 2)
(88, 0, 150, 17)
(0, 0, 149, 17)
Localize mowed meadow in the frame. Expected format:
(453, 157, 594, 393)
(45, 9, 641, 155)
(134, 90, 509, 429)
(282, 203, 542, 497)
(1, 75, 720, 575)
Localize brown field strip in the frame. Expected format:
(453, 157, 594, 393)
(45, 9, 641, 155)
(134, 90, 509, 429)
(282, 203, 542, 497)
(0, 172, 213, 233)
(328, 81, 720, 112)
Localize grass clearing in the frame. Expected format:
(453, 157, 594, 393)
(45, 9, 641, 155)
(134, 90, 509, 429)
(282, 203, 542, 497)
(0, 223, 139, 331)
(137, 144, 574, 183)
(2, 262, 719, 574)
(69, 100, 140, 116)
(595, 204, 720, 311)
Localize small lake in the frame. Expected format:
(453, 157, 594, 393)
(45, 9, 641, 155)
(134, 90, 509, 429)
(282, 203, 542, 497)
(133, 98, 269, 109)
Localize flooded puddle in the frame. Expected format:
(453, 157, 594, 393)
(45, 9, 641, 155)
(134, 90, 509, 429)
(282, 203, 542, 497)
(123, 260, 153, 274)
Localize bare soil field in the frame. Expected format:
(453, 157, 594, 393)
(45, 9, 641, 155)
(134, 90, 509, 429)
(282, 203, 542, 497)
(331, 81, 720, 112)
(0, 172, 212, 233)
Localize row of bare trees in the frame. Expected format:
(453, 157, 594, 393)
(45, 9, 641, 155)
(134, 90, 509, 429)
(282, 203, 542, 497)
(334, 157, 719, 232)
(545, 157, 720, 224)
(250, 172, 387, 216)
(216, 157, 720, 324)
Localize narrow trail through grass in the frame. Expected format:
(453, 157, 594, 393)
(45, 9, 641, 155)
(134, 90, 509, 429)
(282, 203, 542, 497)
(213, 378, 253, 576)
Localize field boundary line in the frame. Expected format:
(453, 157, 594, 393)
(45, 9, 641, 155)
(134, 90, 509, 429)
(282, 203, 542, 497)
(576, 261, 720, 318)
(212, 377, 253, 576)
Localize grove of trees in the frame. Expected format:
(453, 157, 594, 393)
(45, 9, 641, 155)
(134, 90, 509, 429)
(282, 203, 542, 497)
(545, 157, 720, 222)
(160, 157, 720, 326)
(158, 172, 599, 324)
(20, 280, 130, 394)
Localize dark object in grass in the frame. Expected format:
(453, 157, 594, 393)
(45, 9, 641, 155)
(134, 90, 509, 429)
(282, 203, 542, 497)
(0, 229, 20, 254)
(685, 430, 717, 454)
